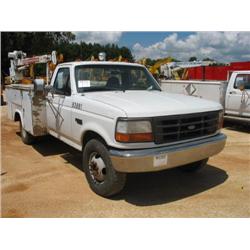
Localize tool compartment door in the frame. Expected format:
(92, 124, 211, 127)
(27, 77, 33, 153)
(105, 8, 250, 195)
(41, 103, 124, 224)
(22, 90, 33, 134)
(31, 94, 47, 136)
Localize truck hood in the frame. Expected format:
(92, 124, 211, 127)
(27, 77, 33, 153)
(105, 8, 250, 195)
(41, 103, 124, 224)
(84, 90, 222, 117)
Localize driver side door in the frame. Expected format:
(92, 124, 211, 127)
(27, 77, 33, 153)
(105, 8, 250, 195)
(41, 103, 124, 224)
(46, 67, 72, 138)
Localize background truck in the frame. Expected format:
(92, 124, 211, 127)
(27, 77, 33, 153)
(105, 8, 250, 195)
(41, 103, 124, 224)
(160, 71, 250, 123)
(6, 59, 226, 197)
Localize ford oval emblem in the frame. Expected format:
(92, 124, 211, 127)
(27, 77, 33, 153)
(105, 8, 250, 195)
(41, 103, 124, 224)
(188, 125, 196, 130)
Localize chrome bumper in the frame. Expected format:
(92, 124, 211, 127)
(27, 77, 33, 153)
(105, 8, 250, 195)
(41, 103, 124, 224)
(109, 133, 226, 173)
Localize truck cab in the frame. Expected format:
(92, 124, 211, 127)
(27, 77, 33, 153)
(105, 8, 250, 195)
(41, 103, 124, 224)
(225, 71, 250, 118)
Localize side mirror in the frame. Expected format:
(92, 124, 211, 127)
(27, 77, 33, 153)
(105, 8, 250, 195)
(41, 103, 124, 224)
(33, 79, 45, 95)
(44, 84, 54, 97)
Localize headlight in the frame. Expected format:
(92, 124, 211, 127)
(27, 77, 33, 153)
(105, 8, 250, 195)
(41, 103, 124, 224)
(115, 119, 153, 142)
(218, 110, 224, 130)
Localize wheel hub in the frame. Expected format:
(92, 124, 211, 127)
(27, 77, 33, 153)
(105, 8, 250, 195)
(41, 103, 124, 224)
(89, 152, 106, 183)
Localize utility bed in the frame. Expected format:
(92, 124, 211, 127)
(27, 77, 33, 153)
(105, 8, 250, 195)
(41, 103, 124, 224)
(5, 84, 47, 136)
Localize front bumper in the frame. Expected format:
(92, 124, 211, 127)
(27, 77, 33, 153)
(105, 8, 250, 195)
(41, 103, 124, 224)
(109, 133, 226, 173)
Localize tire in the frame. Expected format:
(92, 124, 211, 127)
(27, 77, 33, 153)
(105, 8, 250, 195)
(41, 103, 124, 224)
(179, 158, 208, 173)
(19, 121, 35, 145)
(1, 95, 4, 106)
(83, 139, 127, 197)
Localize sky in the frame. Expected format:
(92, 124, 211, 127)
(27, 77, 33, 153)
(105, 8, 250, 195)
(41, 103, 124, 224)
(74, 31, 250, 63)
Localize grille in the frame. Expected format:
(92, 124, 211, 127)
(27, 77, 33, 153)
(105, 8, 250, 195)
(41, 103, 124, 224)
(153, 111, 219, 144)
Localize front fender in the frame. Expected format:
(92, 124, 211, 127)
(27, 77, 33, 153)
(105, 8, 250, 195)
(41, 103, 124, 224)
(81, 121, 114, 146)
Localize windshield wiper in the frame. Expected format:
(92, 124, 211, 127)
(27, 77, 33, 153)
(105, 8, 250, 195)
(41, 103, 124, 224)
(82, 87, 121, 92)
(148, 88, 162, 91)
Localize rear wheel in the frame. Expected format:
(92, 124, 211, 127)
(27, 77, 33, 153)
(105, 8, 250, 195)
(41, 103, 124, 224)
(1, 94, 4, 105)
(20, 121, 35, 145)
(83, 139, 126, 197)
(179, 158, 208, 173)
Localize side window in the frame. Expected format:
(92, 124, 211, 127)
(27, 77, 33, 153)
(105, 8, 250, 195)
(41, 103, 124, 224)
(234, 74, 250, 90)
(54, 68, 71, 95)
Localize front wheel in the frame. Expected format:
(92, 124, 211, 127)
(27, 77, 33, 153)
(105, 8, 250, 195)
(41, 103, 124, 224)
(179, 158, 208, 173)
(20, 121, 35, 145)
(82, 139, 127, 197)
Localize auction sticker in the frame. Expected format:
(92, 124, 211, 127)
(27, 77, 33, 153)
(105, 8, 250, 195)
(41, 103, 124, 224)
(153, 154, 168, 167)
(78, 80, 90, 88)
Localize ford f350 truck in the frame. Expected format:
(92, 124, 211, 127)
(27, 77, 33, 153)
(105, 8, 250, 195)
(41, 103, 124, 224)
(161, 71, 250, 123)
(6, 61, 226, 197)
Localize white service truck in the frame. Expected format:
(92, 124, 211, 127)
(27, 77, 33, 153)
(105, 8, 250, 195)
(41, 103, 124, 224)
(160, 71, 250, 123)
(6, 61, 226, 197)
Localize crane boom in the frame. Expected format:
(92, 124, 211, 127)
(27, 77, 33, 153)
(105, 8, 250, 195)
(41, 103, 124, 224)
(8, 50, 59, 84)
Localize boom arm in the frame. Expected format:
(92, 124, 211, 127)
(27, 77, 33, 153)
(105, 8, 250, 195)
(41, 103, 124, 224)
(8, 50, 60, 84)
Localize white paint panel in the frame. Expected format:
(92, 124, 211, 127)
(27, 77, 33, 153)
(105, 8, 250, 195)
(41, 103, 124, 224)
(160, 80, 227, 106)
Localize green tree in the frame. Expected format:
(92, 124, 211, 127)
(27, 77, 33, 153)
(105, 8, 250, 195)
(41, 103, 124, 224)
(1, 32, 75, 74)
(1, 32, 134, 75)
(145, 58, 157, 66)
(57, 42, 133, 62)
(202, 57, 214, 61)
(189, 56, 197, 62)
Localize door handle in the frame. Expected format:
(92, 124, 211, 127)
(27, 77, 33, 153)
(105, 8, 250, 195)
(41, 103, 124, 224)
(75, 118, 82, 125)
(229, 91, 237, 94)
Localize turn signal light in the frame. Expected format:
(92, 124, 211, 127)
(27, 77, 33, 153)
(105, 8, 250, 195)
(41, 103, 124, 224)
(115, 132, 153, 143)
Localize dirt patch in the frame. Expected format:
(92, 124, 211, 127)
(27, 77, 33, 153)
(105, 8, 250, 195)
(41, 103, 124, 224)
(3, 183, 29, 194)
(4, 208, 24, 218)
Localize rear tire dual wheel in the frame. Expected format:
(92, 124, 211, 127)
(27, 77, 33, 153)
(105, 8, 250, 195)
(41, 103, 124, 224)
(179, 158, 208, 173)
(19, 121, 35, 145)
(83, 139, 127, 197)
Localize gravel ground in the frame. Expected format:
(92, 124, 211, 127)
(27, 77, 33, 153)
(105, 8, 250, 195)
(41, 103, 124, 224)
(1, 105, 250, 217)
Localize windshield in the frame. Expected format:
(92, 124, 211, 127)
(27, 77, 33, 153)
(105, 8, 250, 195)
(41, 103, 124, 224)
(75, 64, 161, 92)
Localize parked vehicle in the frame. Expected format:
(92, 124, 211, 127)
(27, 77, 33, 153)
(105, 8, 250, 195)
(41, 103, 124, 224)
(160, 71, 250, 123)
(6, 60, 226, 197)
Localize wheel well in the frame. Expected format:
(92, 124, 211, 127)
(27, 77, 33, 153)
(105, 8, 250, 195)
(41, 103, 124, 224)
(82, 131, 107, 149)
(14, 112, 21, 122)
